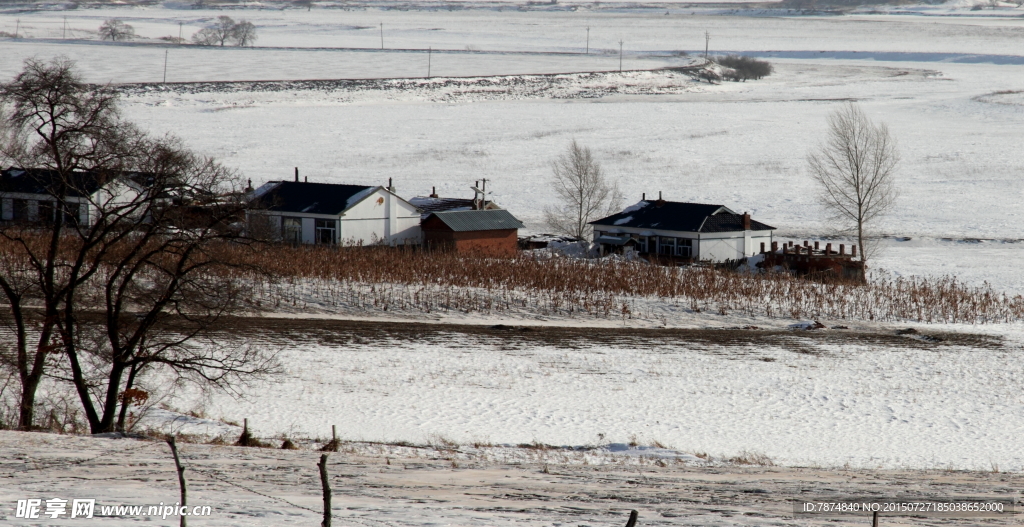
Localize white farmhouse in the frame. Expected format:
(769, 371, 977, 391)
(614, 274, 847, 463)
(248, 180, 421, 246)
(1, 168, 144, 227)
(590, 198, 775, 262)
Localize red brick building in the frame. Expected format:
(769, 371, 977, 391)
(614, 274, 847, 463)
(422, 209, 525, 257)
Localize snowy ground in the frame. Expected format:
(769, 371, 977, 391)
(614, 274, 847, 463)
(3, 6, 1024, 513)
(3, 430, 1020, 527)
(130, 318, 1024, 473)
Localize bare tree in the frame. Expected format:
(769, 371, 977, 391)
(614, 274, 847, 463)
(99, 19, 135, 42)
(0, 56, 136, 429)
(192, 16, 236, 47)
(807, 102, 899, 262)
(543, 140, 621, 240)
(232, 20, 257, 47)
(0, 57, 274, 432)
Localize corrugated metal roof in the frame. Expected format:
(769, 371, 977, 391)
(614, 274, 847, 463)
(429, 209, 525, 232)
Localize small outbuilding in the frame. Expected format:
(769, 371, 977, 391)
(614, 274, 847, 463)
(422, 209, 525, 257)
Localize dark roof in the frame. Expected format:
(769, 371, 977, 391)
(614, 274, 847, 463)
(1, 168, 106, 197)
(408, 197, 476, 215)
(426, 209, 524, 232)
(251, 181, 377, 215)
(590, 200, 775, 233)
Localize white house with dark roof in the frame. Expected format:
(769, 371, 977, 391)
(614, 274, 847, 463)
(1, 167, 148, 227)
(247, 179, 421, 246)
(589, 199, 775, 262)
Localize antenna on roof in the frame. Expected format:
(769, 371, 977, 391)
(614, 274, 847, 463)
(469, 178, 491, 210)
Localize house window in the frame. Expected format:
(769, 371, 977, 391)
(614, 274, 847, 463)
(63, 202, 81, 226)
(675, 238, 693, 258)
(658, 236, 675, 255)
(12, 199, 30, 222)
(315, 219, 336, 245)
(282, 217, 302, 245)
(39, 201, 57, 225)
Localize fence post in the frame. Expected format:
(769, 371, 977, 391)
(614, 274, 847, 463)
(165, 435, 187, 527)
(625, 509, 638, 527)
(318, 454, 332, 527)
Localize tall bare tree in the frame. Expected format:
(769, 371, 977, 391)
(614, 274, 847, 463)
(807, 103, 899, 262)
(99, 19, 135, 42)
(232, 20, 258, 47)
(0, 56, 139, 429)
(0, 57, 274, 432)
(543, 140, 621, 241)
(192, 16, 238, 47)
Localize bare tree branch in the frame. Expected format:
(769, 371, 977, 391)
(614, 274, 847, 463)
(543, 140, 621, 241)
(807, 102, 899, 262)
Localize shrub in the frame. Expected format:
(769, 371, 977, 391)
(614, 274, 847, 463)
(713, 55, 774, 81)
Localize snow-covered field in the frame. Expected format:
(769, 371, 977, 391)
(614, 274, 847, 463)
(147, 320, 1024, 473)
(3, 1, 1024, 491)
(4, 3, 1023, 292)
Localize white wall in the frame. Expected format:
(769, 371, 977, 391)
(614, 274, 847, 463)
(342, 188, 421, 246)
(699, 236, 743, 262)
(698, 230, 775, 261)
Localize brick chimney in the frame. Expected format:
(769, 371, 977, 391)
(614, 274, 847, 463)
(430, 186, 439, 198)
(742, 212, 751, 230)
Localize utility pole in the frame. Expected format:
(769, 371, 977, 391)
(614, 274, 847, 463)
(618, 40, 623, 72)
(585, 26, 590, 54)
(704, 30, 710, 61)
(179, 22, 183, 43)
(380, 22, 384, 49)
(15, 19, 20, 38)
(163, 49, 169, 83)
(63, 16, 66, 39)
(427, 46, 431, 77)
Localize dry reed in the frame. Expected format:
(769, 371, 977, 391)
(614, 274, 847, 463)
(220, 245, 1024, 325)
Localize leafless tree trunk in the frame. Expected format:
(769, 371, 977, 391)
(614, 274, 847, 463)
(807, 102, 899, 263)
(98, 19, 135, 42)
(543, 140, 621, 241)
(0, 58, 276, 433)
(0, 57, 136, 429)
(232, 21, 257, 47)
(192, 16, 236, 46)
